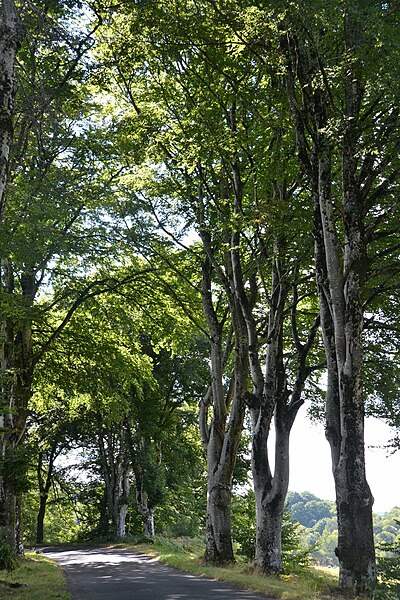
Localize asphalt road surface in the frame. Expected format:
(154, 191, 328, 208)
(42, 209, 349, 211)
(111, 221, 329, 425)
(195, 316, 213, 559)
(42, 546, 275, 600)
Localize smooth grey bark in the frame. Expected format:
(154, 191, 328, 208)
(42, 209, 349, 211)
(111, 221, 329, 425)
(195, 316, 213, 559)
(282, 10, 377, 589)
(134, 472, 155, 539)
(228, 153, 319, 574)
(246, 268, 318, 574)
(97, 417, 131, 539)
(199, 241, 247, 564)
(0, 0, 24, 550)
(0, 0, 23, 214)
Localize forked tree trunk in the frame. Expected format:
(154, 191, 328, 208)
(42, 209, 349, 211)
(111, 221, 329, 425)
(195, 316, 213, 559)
(204, 433, 235, 563)
(253, 423, 289, 574)
(98, 418, 132, 539)
(282, 13, 377, 589)
(250, 267, 288, 574)
(314, 151, 376, 591)
(199, 245, 247, 564)
(134, 477, 155, 539)
(232, 221, 317, 574)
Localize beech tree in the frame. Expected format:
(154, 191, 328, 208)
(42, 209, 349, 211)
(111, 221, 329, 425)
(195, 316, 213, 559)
(95, 0, 326, 571)
(0, 0, 23, 212)
(273, 0, 400, 591)
(0, 0, 25, 550)
(0, 0, 153, 550)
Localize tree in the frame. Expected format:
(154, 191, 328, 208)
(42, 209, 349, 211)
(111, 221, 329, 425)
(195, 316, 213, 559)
(94, 0, 325, 570)
(275, 0, 400, 591)
(0, 0, 152, 549)
(0, 0, 23, 213)
(26, 397, 81, 544)
(29, 260, 209, 541)
(0, 0, 25, 552)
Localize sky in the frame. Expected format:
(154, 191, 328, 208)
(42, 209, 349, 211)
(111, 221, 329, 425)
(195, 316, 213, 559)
(287, 407, 400, 514)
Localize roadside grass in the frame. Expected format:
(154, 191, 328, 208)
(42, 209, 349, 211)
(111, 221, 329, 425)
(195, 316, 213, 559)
(122, 536, 350, 600)
(0, 538, 374, 600)
(0, 552, 70, 600)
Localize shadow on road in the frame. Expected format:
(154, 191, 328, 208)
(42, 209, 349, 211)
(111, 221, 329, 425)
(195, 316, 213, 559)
(42, 546, 272, 600)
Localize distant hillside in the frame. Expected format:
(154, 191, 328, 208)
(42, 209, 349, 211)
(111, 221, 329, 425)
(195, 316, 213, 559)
(286, 491, 400, 566)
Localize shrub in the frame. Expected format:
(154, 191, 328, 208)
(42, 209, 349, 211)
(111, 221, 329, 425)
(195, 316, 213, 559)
(374, 535, 400, 599)
(0, 540, 18, 571)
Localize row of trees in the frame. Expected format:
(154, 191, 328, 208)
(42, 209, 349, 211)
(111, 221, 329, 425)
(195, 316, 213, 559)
(1, 0, 400, 595)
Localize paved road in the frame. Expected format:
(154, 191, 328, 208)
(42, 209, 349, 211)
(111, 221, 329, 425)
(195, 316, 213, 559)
(42, 546, 274, 600)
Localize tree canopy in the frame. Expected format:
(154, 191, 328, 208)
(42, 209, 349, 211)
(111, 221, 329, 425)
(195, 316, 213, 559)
(1, 1, 399, 596)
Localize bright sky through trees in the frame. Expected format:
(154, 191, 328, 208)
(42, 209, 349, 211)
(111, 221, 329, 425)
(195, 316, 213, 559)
(289, 412, 399, 514)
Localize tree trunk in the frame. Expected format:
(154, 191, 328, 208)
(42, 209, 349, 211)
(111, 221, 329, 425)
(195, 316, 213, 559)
(114, 458, 130, 539)
(97, 418, 132, 540)
(36, 495, 47, 545)
(199, 245, 247, 564)
(0, 0, 24, 215)
(251, 266, 287, 574)
(282, 16, 377, 589)
(0, 3, 24, 545)
(314, 151, 376, 591)
(204, 435, 235, 563)
(35, 447, 57, 545)
(134, 477, 155, 539)
(253, 424, 289, 574)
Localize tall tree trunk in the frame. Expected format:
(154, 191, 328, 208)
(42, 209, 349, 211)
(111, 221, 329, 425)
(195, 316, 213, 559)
(314, 149, 375, 590)
(253, 421, 289, 574)
(250, 262, 287, 574)
(282, 15, 377, 589)
(231, 201, 318, 574)
(97, 417, 131, 540)
(0, 0, 23, 215)
(0, 1, 24, 549)
(199, 245, 247, 564)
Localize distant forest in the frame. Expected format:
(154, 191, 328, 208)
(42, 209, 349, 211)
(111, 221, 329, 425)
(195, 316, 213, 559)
(286, 492, 400, 567)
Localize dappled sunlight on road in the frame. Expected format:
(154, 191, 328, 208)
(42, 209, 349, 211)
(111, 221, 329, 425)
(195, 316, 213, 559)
(43, 546, 271, 599)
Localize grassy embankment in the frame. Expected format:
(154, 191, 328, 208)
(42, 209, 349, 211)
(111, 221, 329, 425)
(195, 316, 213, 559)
(0, 538, 357, 600)
(0, 552, 69, 599)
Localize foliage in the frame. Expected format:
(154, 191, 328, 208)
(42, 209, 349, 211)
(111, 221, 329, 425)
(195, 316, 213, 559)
(374, 521, 400, 599)
(0, 541, 18, 571)
(286, 492, 336, 529)
(232, 489, 313, 573)
(1, 0, 399, 585)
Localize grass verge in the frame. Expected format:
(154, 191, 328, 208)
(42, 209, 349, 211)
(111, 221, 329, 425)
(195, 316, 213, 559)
(122, 536, 350, 600)
(0, 552, 70, 600)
